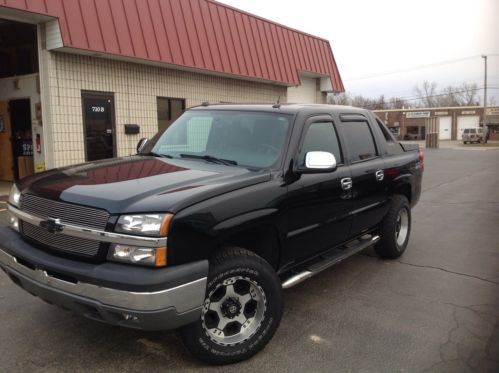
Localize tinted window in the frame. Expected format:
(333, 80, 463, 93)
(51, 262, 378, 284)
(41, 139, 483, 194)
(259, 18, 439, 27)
(298, 122, 342, 165)
(340, 121, 377, 162)
(375, 119, 403, 155)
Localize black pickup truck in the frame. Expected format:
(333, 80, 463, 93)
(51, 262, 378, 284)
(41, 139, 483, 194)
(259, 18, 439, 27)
(0, 104, 423, 364)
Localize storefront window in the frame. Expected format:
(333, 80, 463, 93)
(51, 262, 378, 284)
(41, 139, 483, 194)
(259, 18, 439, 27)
(157, 97, 186, 132)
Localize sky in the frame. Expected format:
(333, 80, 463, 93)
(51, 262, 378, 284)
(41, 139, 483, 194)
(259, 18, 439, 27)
(218, 0, 499, 105)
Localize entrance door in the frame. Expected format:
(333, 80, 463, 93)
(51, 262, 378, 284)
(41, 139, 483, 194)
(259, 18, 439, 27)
(82, 92, 116, 161)
(439, 116, 452, 140)
(0, 102, 14, 181)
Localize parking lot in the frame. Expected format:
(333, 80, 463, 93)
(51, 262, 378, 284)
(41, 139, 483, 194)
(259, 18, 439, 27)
(0, 148, 498, 373)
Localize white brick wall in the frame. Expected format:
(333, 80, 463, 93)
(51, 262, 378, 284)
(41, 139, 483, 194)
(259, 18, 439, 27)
(45, 52, 287, 167)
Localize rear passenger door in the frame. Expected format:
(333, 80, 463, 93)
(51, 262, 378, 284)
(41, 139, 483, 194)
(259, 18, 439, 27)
(338, 115, 389, 236)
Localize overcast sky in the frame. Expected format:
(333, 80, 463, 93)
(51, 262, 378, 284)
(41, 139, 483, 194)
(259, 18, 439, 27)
(218, 0, 499, 105)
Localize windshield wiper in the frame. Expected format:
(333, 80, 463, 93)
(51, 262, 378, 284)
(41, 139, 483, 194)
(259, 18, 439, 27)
(143, 151, 173, 159)
(180, 154, 238, 166)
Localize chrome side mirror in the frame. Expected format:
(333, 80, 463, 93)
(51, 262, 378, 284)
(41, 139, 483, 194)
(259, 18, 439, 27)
(136, 138, 149, 153)
(305, 151, 337, 171)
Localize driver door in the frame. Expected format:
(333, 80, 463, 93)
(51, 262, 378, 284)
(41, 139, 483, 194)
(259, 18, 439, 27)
(284, 116, 352, 264)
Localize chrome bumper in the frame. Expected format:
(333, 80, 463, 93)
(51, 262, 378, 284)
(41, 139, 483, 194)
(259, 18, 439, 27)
(0, 244, 207, 330)
(0, 247, 206, 312)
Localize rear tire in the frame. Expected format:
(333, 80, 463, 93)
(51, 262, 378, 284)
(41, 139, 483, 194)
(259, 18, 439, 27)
(375, 195, 411, 259)
(180, 247, 283, 365)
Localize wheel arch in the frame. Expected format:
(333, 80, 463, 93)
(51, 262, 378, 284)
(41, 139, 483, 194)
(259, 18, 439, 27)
(393, 177, 412, 203)
(217, 224, 282, 270)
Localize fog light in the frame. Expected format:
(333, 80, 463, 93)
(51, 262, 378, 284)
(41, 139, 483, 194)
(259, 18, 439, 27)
(9, 213, 19, 232)
(122, 313, 139, 322)
(109, 245, 167, 267)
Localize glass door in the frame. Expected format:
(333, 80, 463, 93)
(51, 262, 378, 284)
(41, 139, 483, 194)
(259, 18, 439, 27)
(82, 92, 116, 161)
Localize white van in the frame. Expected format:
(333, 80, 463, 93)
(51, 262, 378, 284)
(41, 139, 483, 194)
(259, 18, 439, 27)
(462, 127, 484, 144)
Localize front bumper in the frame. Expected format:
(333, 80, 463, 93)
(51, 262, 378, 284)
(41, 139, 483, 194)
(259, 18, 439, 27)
(0, 226, 208, 331)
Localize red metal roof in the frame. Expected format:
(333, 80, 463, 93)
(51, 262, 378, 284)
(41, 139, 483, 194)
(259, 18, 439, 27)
(0, 0, 344, 91)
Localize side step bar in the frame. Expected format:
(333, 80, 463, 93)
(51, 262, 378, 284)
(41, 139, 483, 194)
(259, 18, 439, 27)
(282, 235, 380, 289)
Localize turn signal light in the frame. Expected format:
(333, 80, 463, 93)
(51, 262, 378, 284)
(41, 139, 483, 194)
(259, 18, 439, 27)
(419, 149, 425, 171)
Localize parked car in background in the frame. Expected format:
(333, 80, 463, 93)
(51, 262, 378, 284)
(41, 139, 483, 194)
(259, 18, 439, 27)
(462, 127, 484, 144)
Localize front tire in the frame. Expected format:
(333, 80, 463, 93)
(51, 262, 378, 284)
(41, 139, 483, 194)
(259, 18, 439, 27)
(180, 248, 283, 365)
(375, 195, 411, 259)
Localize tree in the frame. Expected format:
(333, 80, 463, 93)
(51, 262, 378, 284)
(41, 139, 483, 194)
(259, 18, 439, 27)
(388, 97, 409, 109)
(454, 82, 480, 106)
(413, 81, 481, 107)
(328, 81, 484, 110)
(327, 92, 351, 105)
(413, 80, 438, 107)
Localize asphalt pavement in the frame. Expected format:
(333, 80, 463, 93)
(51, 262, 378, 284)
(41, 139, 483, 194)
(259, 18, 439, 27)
(0, 148, 498, 372)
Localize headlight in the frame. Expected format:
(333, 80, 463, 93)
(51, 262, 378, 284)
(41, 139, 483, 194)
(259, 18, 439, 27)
(108, 244, 167, 267)
(115, 213, 172, 236)
(8, 184, 21, 207)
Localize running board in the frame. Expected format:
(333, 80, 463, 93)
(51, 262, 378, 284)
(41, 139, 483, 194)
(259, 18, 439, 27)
(282, 235, 380, 289)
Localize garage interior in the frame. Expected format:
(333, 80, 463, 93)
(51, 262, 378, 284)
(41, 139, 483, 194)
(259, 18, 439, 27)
(0, 19, 38, 182)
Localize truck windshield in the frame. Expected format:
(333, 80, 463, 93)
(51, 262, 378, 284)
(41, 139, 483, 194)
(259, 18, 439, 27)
(147, 110, 292, 169)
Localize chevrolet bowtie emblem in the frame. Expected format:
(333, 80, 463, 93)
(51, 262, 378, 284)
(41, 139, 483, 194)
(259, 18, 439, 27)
(39, 218, 64, 234)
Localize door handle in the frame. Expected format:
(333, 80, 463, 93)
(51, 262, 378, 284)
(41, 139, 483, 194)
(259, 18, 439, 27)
(375, 170, 384, 181)
(341, 178, 352, 191)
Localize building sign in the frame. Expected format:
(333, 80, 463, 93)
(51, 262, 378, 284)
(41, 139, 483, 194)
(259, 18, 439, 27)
(486, 107, 499, 116)
(406, 111, 431, 118)
(393, 121, 400, 127)
(461, 110, 476, 115)
(434, 111, 448, 116)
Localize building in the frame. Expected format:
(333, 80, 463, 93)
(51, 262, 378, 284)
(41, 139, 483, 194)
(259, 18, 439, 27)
(0, 0, 344, 182)
(373, 106, 499, 141)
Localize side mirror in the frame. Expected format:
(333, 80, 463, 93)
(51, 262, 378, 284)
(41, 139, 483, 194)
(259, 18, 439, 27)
(136, 138, 149, 153)
(303, 151, 337, 173)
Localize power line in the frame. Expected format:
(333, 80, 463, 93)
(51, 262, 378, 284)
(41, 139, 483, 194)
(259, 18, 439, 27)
(388, 86, 499, 103)
(333, 86, 499, 105)
(343, 55, 499, 82)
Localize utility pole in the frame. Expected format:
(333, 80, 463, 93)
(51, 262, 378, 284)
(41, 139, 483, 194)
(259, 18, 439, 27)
(482, 55, 488, 143)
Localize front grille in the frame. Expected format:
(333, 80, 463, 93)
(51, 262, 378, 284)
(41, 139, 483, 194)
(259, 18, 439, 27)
(19, 194, 110, 258)
(21, 222, 101, 257)
(21, 194, 109, 230)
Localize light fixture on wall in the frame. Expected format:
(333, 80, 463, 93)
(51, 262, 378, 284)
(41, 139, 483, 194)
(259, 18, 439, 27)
(13, 78, 20, 90)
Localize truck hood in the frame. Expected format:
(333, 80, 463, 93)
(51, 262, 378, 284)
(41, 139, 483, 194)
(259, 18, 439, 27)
(19, 156, 271, 214)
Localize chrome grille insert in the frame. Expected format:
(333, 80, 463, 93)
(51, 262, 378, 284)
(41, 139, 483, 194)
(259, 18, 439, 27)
(22, 222, 101, 257)
(19, 194, 109, 257)
(20, 194, 109, 230)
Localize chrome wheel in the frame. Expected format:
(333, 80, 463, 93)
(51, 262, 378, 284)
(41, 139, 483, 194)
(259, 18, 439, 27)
(395, 208, 409, 246)
(201, 276, 266, 346)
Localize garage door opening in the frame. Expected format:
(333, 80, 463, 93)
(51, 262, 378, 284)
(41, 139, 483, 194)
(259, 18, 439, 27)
(0, 19, 42, 181)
